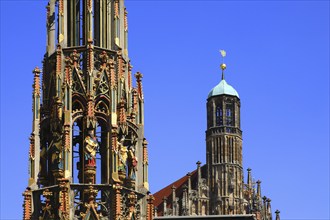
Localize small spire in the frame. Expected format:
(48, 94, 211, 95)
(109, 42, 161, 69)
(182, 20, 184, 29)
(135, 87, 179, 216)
(33, 67, 41, 76)
(266, 198, 272, 217)
(219, 49, 227, 80)
(163, 196, 168, 215)
(256, 180, 262, 198)
(247, 168, 252, 189)
(187, 172, 192, 192)
(275, 210, 280, 220)
(196, 161, 202, 182)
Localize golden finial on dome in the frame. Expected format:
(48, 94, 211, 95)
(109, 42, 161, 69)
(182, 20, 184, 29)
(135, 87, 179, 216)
(219, 49, 227, 79)
(220, 63, 227, 71)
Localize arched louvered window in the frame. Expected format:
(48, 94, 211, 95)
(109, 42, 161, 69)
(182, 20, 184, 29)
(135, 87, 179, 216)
(216, 105, 223, 126)
(226, 104, 233, 126)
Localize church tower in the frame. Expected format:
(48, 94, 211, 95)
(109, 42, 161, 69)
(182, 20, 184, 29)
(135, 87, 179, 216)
(22, 0, 154, 219)
(153, 52, 278, 219)
(206, 52, 243, 215)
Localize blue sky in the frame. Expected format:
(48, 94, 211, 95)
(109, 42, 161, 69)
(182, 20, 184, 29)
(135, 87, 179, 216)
(0, 1, 329, 219)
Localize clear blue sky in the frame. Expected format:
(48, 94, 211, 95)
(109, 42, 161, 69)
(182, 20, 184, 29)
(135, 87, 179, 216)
(1, 1, 329, 219)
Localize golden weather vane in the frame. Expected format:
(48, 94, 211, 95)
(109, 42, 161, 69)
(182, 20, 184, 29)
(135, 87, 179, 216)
(220, 49, 226, 59)
(219, 50, 227, 79)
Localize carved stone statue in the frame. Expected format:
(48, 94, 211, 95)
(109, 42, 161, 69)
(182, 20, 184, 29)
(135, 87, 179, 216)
(127, 145, 138, 180)
(84, 130, 99, 167)
(118, 146, 128, 173)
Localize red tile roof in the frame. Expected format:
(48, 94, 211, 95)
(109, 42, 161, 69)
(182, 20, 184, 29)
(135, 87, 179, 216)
(153, 169, 197, 208)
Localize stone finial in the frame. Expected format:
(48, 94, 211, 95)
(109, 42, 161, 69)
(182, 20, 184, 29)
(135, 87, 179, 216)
(275, 210, 280, 220)
(266, 198, 272, 216)
(256, 180, 261, 197)
(135, 72, 144, 98)
(196, 161, 202, 183)
(187, 172, 192, 192)
(171, 185, 176, 201)
(163, 196, 168, 216)
(33, 67, 41, 76)
(143, 138, 148, 147)
(99, 50, 109, 65)
(70, 49, 80, 68)
(247, 168, 252, 189)
(135, 72, 143, 81)
(171, 185, 177, 215)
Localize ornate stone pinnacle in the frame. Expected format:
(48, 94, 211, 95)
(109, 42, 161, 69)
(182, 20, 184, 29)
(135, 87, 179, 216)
(33, 67, 41, 76)
(70, 49, 80, 63)
(142, 138, 148, 146)
(99, 51, 109, 64)
(135, 72, 143, 81)
(64, 56, 72, 66)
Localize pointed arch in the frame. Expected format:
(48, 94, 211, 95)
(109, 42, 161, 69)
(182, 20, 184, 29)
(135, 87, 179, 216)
(95, 97, 110, 115)
(95, 101, 109, 114)
(72, 94, 86, 123)
(72, 99, 84, 112)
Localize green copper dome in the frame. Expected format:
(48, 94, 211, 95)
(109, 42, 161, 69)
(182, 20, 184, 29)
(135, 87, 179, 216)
(208, 79, 239, 98)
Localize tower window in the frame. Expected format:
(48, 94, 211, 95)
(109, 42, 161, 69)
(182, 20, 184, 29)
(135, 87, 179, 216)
(216, 106, 223, 126)
(226, 105, 233, 126)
